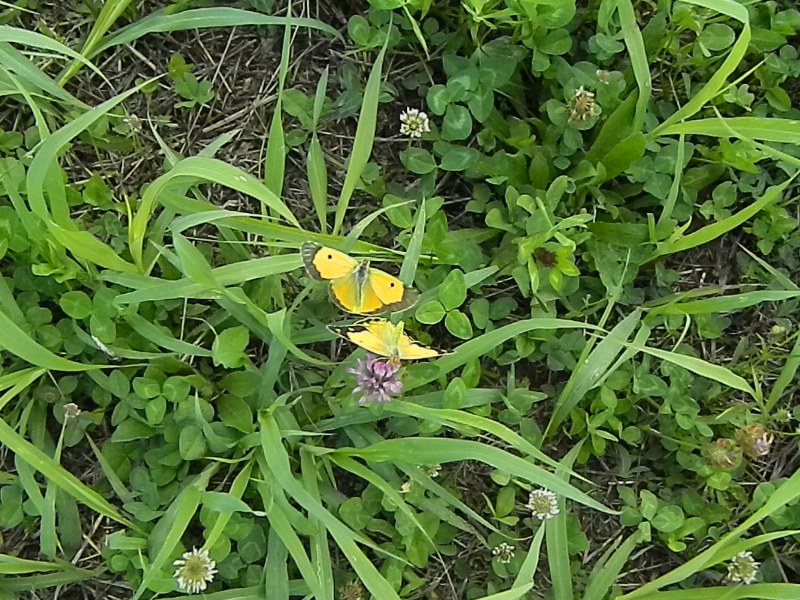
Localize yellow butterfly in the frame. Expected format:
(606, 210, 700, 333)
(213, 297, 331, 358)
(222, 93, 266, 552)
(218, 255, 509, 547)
(330, 318, 442, 364)
(301, 242, 418, 315)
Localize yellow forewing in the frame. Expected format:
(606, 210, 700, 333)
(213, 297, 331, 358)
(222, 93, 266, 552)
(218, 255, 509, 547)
(301, 242, 358, 281)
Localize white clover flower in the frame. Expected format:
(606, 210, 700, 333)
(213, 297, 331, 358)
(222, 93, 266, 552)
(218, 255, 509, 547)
(491, 542, 515, 564)
(526, 488, 559, 520)
(726, 551, 759, 584)
(173, 547, 217, 594)
(63, 403, 81, 419)
(399, 108, 430, 138)
(568, 86, 597, 123)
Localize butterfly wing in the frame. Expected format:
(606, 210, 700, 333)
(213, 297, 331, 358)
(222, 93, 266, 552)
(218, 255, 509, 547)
(301, 242, 358, 281)
(302, 243, 419, 315)
(395, 329, 441, 360)
(332, 319, 439, 362)
(360, 268, 419, 315)
(331, 319, 395, 358)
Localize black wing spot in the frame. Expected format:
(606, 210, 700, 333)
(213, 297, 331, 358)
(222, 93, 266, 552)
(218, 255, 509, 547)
(327, 254, 333, 259)
(389, 282, 395, 287)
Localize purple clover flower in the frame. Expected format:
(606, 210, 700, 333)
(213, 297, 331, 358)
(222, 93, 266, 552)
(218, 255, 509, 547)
(348, 354, 403, 404)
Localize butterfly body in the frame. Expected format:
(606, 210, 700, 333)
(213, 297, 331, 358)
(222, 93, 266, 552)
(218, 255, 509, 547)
(301, 242, 418, 315)
(331, 318, 441, 364)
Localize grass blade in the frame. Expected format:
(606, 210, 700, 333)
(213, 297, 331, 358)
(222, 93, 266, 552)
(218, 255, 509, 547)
(308, 68, 330, 233)
(58, 0, 131, 84)
(0, 417, 131, 527)
(0, 309, 103, 372)
(332, 26, 390, 235)
(546, 444, 581, 600)
(130, 156, 301, 270)
(659, 117, 800, 143)
(616, 0, 651, 133)
(133, 476, 208, 600)
(547, 309, 641, 437)
(259, 412, 403, 600)
(619, 466, 800, 598)
(405, 318, 603, 392)
(651, 0, 750, 136)
(339, 437, 613, 514)
(264, 1, 292, 200)
(651, 174, 797, 260)
(90, 7, 340, 59)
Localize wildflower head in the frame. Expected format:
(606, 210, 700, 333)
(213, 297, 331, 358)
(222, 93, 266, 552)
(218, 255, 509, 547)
(726, 550, 759, 584)
(399, 107, 430, 138)
(568, 86, 597, 123)
(703, 438, 742, 470)
(735, 424, 774, 459)
(491, 542, 515, 564)
(526, 488, 559, 520)
(339, 580, 367, 600)
(63, 403, 81, 419)
(348, 354, 403, 404)
(173, 547, 217, 594)
(423, 464, 442, 478)
(596, 69, 612, 84)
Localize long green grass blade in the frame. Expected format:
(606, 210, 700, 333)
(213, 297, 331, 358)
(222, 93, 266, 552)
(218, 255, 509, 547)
(547, 310, 641, 437)
(332, 29, 390, 235)
(339, 437, 612, 513)
(134, 469, 213, 600)
(406, 318, 602, 392)
(0, 309, 104, 372)
(264, 1, 292, 200)
(90, 7, 340, 58)
(546, 444, 581, 600)
(513, 523, 545, 590)
(620, 467, 800, 598)
(651, 175, 796, 260)
(0, 417, 131, 526)
(659, 117, 800, 143)
(651, 0, 750, 135)
(300, 451, 334, 600)
(59, 0, 132, 84)
(627, 584, 800, 600)
(26, 79, 154, 224)
(583, 526, 647, 600)
(616, 0, 650, 132)
(259, 412, 403, 600)
(130, 156, 300, 270)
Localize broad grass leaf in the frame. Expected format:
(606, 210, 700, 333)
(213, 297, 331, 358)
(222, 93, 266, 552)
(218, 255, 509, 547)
(406, 318, 602, 392)
(619, 465, 800, 598)
(547, 310, 641, 436)
(0, 418, 132, 527)
(134, 471, 211, 600)
(652, 175, 797, 259)
(0, 309, 103, 372)
(130, 157, 300, 269)
(651, 0, 750, 135)
(616, 0, 651, 132)
(340, 437, 613, 513)
(332, 28, 388, 235)
(90, 7, 340, 58)
(258, 412, 403, 600)
(546, 443, 581, 600)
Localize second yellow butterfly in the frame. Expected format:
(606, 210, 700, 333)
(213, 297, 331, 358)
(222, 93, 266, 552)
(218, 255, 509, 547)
(330, 318, 442, 365)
